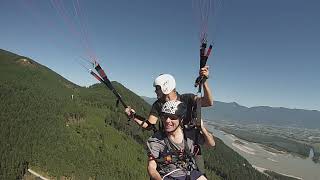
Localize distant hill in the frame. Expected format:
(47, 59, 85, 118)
(202, 102, 320, 129)
(141, 96, 156, 105)
(1, 49, 270, 180)
(141, 97, 320, 129)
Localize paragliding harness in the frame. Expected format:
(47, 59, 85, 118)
(152, 130, 198, 179)
(79, 59, 157, 133)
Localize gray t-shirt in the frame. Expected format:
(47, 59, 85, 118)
(147, 128, 204, 178)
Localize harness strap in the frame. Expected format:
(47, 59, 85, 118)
(143, 119, 157, 132)
(130, 114, 157, 133)
(157, 132, 197, 171)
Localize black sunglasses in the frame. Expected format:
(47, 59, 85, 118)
(160, 114, 180, 120)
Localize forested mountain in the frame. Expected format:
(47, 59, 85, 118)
(141, 97, 320, 129)
(0, 49, 270, 179)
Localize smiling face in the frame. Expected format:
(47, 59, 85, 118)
(160, 100, 186, 133)
(161, 114, 181, 133)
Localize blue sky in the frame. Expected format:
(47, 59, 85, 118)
(1, 0, 320, 111)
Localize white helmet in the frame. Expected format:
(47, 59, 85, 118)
(153, 74, 176, 95)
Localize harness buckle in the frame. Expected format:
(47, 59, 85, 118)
(164, 155, 172, 164)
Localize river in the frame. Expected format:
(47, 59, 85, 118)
(207, 125, 320, 180)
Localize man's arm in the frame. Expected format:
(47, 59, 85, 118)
(132, 114, 158, 129)
(199, 66, 214, 107)
(125, 107, 158, 129)
(147, 158, 162, 180)
(200, 120, 215, 147)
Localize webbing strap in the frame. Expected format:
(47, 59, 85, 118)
(161, 132, 197, 171)
(131, 114, 157, 133)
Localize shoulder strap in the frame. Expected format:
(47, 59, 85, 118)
(183, 129, 192, 155)
(183, 129, 199, 171)
(164, 136, 180, 152)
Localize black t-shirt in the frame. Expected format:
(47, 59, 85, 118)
(149, 93, 197, 126)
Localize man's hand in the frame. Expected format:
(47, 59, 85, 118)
(200, 119, 204, 127)
(125, 106, 136, 119)
(199, 65, 209, 79)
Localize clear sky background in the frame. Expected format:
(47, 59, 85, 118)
(1, 0, 319, 111)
